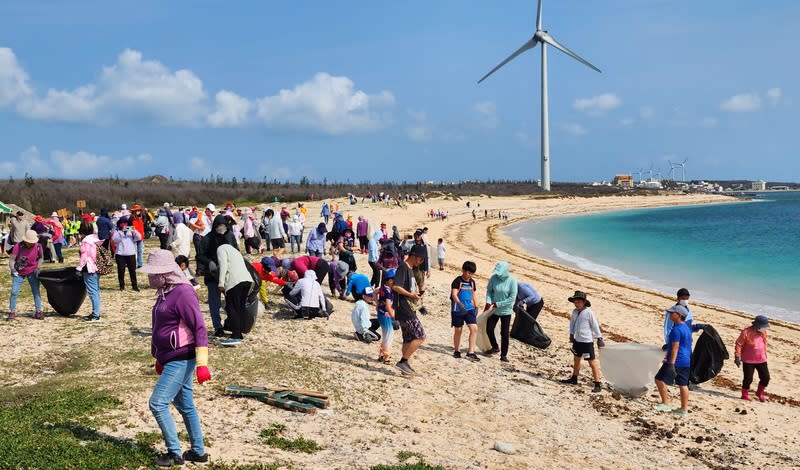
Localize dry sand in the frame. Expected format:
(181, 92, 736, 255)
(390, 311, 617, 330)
(2, 193, 800, 469)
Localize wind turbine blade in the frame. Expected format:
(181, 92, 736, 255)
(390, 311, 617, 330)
(478, 39, 538, 84)
(539, 32, 601, 73)
(536, 0, 543, 31)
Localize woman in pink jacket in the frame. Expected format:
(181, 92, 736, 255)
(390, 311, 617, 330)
(734, 315, 770, 402)
(76, 221, 103, 322)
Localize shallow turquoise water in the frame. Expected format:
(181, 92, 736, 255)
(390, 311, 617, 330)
(506, 192, 800, 323)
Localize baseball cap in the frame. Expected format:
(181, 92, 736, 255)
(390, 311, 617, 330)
(666, 304, 689, 318)
(364, 287, 374, 296)
(206, 203, 216, 213)
(409, 244, 427, 258)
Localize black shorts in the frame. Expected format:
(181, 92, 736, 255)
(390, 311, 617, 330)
(399, 317, 426, 344)
(571, 341, 596, 360)
(271, 238, 285, 249)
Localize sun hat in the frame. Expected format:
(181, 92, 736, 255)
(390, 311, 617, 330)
(22, 229, 39, 244)
(50, 212, 59, 218)
(131, 203, 142, 211)
(568, 290, 592, 307)
(752, 315, 770, 329)
(34, 215, 43, 223)
(335, 261, 349, 278)
(666, 304, 689, 319)
(206, 203, 216, 213)
(287, 270, 299, 283)
(139, 249, 180, 274)
(408, 244, 427, 258)
(677, 288, 690, 298)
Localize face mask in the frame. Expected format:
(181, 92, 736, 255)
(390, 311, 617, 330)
(215, 225, 228, 235)
(758, 327, 768, 332)
(148, 274, 166, 289)
(678, 299, 689, 307)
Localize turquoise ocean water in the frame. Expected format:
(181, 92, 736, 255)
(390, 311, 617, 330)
(506, 192, 800, 323)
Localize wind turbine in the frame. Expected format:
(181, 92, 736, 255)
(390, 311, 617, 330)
(478, 0, 601, 192)
(676, 158, 688, 181)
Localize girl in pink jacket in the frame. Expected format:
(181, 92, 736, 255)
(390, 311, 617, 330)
(76, 221, 103, 322)
(734, 315, 770, 402)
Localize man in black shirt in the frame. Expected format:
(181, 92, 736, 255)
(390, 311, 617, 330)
(391, 244, 427, 375)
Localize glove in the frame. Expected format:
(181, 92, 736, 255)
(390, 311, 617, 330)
(597, 338, 605, 348)
(661, 343, 668, 351)
(516, 301, 526, 311)
(154, 360, 163, 375)
(734, 357, 741, 368)
(569, 334, 575, 343)
(196, 365, 212, 384)
(665, 363, 677, 379)
(11, 270, 19, 277)
(695, 323, 706, 330)
(208, 261, 218, 274)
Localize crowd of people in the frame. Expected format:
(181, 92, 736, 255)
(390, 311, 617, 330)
(2, 197, 775, 466)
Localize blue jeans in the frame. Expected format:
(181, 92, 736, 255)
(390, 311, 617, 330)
(205, 280, 222, 331)
(149, 359, 205, 456)
(9, 273, 42, 313)
(82, 272, 101, 318)
(136, 240, 144, 268)
(290, 235, 302, 254)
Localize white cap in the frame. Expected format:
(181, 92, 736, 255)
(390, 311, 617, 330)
(163, 202, 171, 208)
(206, 204, 216, 213)
(364, 287, 375, 296)
(121, 203, 127, 210)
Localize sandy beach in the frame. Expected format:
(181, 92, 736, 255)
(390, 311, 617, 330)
(2, 193, 799, 469)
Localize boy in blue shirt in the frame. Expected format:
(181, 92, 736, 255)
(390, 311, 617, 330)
(654, 304, 693, 416)
(450, 261, 480, 362)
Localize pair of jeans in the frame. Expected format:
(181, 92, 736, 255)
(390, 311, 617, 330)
(486, 313, 511, 357)
(368, 261, 381, 287)
(82, 272, 101, 318)
(9, 273, 42, 313)
(136, 240, 144, 268)
(149, 359, 205, 456)
(53, 242, 64, 262)
(308, 249, 322, 257)
(290, 235, 302, 254)
(115, 254, 138, 290)
(205, 280, 222, 331)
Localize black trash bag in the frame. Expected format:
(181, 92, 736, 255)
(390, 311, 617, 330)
(510, 307, 551, 349)
(690, 324, 729, 384)
(37, 268, 87, 316)
(240, 290, 259, 334)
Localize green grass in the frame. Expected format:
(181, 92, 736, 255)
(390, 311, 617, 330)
(259, 423, 322, 454)
(369, 451, 445, 470)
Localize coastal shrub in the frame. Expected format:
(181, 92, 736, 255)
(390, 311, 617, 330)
(369, 452, 446, 470)
(259, 423, 322, 453)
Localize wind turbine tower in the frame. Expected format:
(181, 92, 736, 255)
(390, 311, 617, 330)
(478, 0, 601, 191)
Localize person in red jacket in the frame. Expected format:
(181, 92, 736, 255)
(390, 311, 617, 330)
(734, 315, 770, 402)
(130, 203, 146, 268)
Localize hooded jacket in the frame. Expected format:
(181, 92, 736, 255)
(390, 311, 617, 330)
(368, 231, 381, 263)
(196, 215, 237, 282)
(217, 244, 253, 292)
(485, 261, 518, 316)
(96, 209, 114, 240)
(289, 270, 326, 309)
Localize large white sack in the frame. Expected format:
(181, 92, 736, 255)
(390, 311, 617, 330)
(476, 308, 494, 352)
(599, 343, 665, 397)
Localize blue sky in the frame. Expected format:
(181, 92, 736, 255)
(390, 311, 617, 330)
(0, 0, 797, 183)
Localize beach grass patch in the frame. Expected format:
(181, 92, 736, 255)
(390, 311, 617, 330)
(259, 423, 322, 454)
(369, 451, 445, 470)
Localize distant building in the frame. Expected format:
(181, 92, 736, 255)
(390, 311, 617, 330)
(613, 174, 633, 188)
(751, 180, 766, 191)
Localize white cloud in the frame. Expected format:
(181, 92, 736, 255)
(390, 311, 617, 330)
(721, 93, 761, 112)
(639, 107, 655, 120)
(472, 100, 497, 129)
(0, 47, 32, 107)
(1, 146, 151, 177)
(701, 117, 717, 128)
(766, 87, 781, 107)
(620, 118, 634, 126)
(207, 90, 251, 127)
(255, 72, 394, 135)
(562, 123, 587, 136)
(405, 109, 432, 142)
(257, 162, 292, 180)
(573, 93, 621, 115)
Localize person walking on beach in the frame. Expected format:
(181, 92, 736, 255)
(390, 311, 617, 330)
(734, 315, 771, 402)
(76, 221, 103, 322)
(46, 212, 65, 263)
(111, 217, 141, 291)
(264, 209, 287, 256)
(356, 216, 369, 254)
(653, 304, 692, 416)
(367, 231, 382, 288)
(196, 215, 238, 337)
(7, 211, 30, 249)
(484, 261, 518, 362)
(320, 201, 331, 225)
(392, 244, 427, 376)
(216, 244, 254, 347)
(561, 291, 604, 393)
(142, 250, 211, 467)
(451, 261, 480, 362)
(436, 238, 446, 271)
(377, 268, 397, 364)
(7, 230, 44, 320)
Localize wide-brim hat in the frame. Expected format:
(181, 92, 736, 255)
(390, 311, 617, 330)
(752, 315, 770, 328)
(131, 203, 143, 211)
(22, 229, 39, 244)
(139, 249, 179, 274)
(50, 212, 59, 218)
(568, 290, 591, 307)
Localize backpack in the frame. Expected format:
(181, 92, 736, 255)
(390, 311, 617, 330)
(96, 245, 114, 275)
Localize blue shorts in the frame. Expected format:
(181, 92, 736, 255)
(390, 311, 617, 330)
(451, 309, 477, 328)
(655, 363, 690, 387)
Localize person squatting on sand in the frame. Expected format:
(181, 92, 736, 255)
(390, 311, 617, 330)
(289, 269, 328, 319)
(142, 250, 211, 467)
(484, 261, 518, 363)
(654, 304, 692, 416)
(7, 230, 44, 321)
(735, 315, 771, 402)
(76, 220, 103, 322)
(351, 287, 381, 342)
(561, 291, 604, 393)
(451, 261, 480, 362)
(392, 244, 427, 376)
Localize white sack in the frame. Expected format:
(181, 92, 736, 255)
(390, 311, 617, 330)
(599, 343, 665, 397)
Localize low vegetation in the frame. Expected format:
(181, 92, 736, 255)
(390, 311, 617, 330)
(259, 423, 322, 454)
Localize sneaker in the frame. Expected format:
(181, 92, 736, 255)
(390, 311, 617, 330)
(83, 315, 101, 323)
(500, 356, 509, 363)
(654, 403, 672, 412)
(466, 352, 481, 362)
(486, 347, 500, 355)
(155, 452, 185, 467)
(220, 338, 242, 347)
(591, 382, 602, 393)
(395, 361, 415, 376)
(453, 351, 462, 359)
(6, 311, 16, 321)
(183, 449, 209, 463)
(671, 408, 688, 417)
(560, 375, 578, 385)
(34, 311, 44, 320)
(213, 328, 226, 337)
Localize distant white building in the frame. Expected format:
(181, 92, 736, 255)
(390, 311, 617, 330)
(751, 180, 766, 191)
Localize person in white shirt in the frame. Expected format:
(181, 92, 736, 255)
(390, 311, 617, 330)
(560, 290, 604, 393)
(351, 288, 380, 342)
(436, 238, 446, 270)
(289, 270, 327, 319)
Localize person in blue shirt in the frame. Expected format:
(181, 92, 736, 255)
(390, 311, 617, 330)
(515, 282, 544, 320)
(344, 271, 371, 301)
(450, 261, 480, 362)
(654, 304, 693, 416)
(663, 287, 705, 347)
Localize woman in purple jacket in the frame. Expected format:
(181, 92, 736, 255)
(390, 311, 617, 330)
(141, 249, 212, 467)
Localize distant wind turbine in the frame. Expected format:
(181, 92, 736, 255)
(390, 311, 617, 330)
(478, 0, 601, 191)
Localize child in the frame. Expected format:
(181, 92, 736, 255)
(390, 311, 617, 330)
(175, 255, 200, 289)
(653, 304, 692, 415)
(7, 230, 44, 320)
(437, 238, 446, 270)
(351, 288, 380, 342)
(377, 269, 397, 364)
(735, 315, 770, 402)
(560, 291, 604, 393)
(450, 261, 480, 362)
